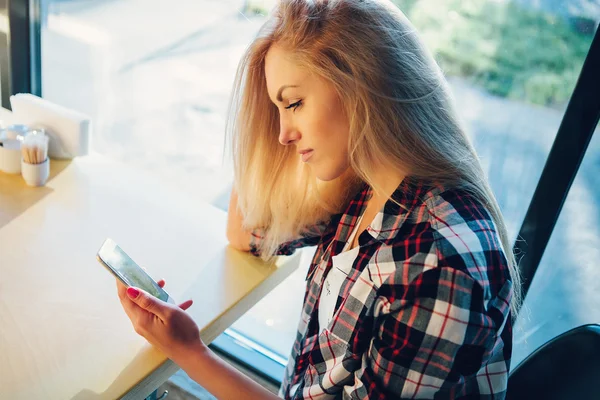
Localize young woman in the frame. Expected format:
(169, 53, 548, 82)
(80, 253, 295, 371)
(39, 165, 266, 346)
(116, 1, 521, 398)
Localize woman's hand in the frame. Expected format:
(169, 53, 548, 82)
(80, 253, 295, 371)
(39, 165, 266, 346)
(116, 279, 205, 363)
(117, 279, 279, 400)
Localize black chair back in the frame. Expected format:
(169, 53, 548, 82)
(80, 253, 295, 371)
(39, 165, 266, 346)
(507, 324, 600, 400)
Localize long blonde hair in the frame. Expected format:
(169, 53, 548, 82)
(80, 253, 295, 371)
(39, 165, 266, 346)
(227, 0, 521, 314)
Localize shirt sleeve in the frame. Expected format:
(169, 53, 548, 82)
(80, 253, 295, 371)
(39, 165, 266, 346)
(344, 266, 506, 400)
(249, 219, 334, 257)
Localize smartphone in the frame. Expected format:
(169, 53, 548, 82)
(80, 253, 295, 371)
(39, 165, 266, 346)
(97, 238, 174, 303)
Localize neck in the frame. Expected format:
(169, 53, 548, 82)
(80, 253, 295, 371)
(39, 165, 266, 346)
(367, 167, 406, 211)
(334, 165, 406, 214)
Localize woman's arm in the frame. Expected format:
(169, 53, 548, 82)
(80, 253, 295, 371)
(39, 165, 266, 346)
(116, 281, 279, 400)
(342, 266, 505, 399)
(176, 340, 279, 400)
(226, 189, 253, 252)
(227, 188, 335, 257)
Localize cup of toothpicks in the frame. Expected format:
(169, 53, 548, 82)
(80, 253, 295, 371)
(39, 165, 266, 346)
(21, 130, 50, 187)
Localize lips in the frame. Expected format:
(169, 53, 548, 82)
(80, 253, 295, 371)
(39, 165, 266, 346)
(300, 149, 314, 162)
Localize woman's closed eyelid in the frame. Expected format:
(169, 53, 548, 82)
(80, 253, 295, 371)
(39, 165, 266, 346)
(285, 99, 303, 110)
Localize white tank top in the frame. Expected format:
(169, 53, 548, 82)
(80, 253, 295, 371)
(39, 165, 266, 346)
(318, 215, 363, 331)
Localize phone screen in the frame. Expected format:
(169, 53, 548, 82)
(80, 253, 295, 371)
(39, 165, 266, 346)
(98, 238, 170, 302)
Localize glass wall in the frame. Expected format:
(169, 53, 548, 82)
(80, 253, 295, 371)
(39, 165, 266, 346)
(41, 0, 258, 203)
(41, 0, 307, 361)
(512, 124, 600, 366)
(41, 0, 599, 379)
(394, 0, 597, 240)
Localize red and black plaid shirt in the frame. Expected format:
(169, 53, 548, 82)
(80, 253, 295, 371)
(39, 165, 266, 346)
(250, 177, 513, 399)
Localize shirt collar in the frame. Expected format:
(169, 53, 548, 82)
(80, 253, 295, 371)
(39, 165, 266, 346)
(354, 176, 433, 243)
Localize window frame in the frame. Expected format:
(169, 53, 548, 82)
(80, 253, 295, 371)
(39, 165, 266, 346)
(0, 0, 41, 109)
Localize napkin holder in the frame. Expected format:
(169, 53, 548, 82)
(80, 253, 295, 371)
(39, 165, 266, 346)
(10, 93, 91, 159)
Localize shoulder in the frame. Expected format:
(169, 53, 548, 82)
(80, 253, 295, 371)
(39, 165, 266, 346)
(422, 187, 510, 288)
(371, 185, 513, 332)
(375, 184, 510, 294)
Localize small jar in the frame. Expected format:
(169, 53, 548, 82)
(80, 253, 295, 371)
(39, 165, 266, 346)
(0, 137, 22, 174)
(21, 158, 50, 187)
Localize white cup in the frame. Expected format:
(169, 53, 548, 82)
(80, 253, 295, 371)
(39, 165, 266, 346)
(21, 158, 50, 187)
(0, 138, 22, 174)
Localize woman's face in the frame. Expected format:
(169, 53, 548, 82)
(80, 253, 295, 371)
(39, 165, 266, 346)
(264, 45, 350, 182)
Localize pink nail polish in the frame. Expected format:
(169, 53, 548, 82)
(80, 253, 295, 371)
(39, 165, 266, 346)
(127, 287, 140, 299)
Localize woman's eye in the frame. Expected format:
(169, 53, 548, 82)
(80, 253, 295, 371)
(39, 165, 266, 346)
(284, 100, 302, 111)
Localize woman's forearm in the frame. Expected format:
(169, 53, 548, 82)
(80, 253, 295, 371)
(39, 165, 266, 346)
(226, 189, 253, 252)
(175, 341, 280, 400)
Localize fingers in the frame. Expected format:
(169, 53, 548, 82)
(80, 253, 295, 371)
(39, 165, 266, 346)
(117, 279, 166, 300)
(126, 287, 170, 320)
(178, 299, 194, 311)
(116, 280, 128, 301)
(116, 280, 148, 316)
(115, 281, 158, 341)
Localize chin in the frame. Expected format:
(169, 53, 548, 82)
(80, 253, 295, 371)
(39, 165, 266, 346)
(313, 163, 349, 182)
(315, 174, 338, 182)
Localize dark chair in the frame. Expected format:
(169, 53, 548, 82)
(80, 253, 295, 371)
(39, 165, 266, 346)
(507, 324, 600, 400)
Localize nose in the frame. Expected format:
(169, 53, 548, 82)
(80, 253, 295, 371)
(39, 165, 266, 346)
(278, 114, 300, 146)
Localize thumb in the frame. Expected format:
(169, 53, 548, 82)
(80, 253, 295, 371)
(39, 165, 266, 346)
(126, 287, 168, 319)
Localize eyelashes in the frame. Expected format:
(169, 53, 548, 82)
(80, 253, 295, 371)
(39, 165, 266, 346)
(284, 100, 303, 111)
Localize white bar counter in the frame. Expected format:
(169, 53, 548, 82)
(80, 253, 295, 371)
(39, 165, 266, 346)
(0, 154, 299, 399)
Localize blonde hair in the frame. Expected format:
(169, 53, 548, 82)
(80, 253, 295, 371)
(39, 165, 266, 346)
(227, 0, 521, 314)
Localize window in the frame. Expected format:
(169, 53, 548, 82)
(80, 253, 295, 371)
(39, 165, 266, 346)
(394, 0, 598, 240)
(512, 108, 600, 367)
(41, 0, 304, 367)
(42, 0, 261, 202)
(39, 0, 599, 384)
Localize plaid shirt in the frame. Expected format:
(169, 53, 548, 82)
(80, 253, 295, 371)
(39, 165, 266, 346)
(250, 177, 513, 399)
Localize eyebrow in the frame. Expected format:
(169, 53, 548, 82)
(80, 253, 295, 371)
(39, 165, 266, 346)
(276, 85, 299, 102)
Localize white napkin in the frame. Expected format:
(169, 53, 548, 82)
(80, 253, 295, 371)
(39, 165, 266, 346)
(10, 93, 91, 159)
